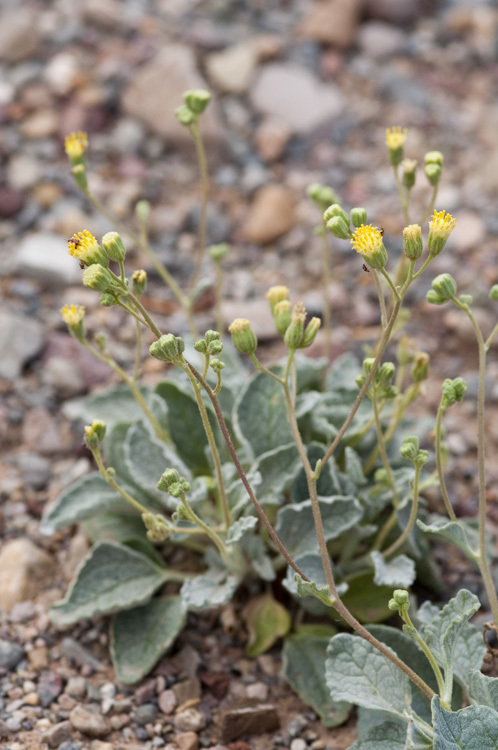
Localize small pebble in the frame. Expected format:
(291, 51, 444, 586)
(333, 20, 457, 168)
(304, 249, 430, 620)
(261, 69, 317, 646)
(133, 702, 158, 725)
(290, 740, 307, 750)
(158, 689, 177, 715)
(173, 708, 206, 733)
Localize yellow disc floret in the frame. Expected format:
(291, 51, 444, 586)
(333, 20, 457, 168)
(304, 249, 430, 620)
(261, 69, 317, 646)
(266, 286, 290, 312)
(351, 225, 387, 269)
(428, 210, 456, 257)
(386, 127, 407, 150)
(64, 131, 88, 160)
(60, 304, 85, 327)
(67, 230, 108, 267)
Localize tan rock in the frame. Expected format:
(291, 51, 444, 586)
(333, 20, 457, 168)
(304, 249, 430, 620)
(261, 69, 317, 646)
(0, 10, 40, 63)
(299, 0, 362, 48)
(0, 539, 56, 611)
(254, 119, 291, 162)
(205, 42, 259, 94)
(243, 184, 296, 244)
(122, 46, 222, 144)
(176, 731, 199, 750)
(28, 646, 49, 671)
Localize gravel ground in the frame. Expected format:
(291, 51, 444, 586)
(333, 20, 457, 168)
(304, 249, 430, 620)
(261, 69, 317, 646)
(2, 0, 498, 748)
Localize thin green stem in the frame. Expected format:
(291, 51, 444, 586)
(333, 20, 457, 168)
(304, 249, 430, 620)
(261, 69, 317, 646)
(214, 263, 224, 336)
(115, 298, 149, 327)
(372, 390, 401, 508)
(419, 184, 438, 225)
(394, 167, 410, 225)
(93, 448, 148, 515)
(380, 267, 401, 301)
(435, 403, 457, 522)
(133, 318, 142, 382)
(372, 510, 398, 552)
(189, 121, 209, 295)
(118, 259, 126, 284)
(84, 189, 141, 247)
(183, 364, 231, 529)
(214, 370, 222, 396)
(485, 321, 498, 351)
(249, 353, 284, 385)
(320, 221, 332, 357)
(452, 298, 498, 625)
(122, 287, 162, 339)
(402, 609, 447, 704)
(411, 256, 432, 282)
(179, 492, 227, 559)
(372, 269, 387, 327)
(382, 464, 421, 558)
(83, 338, 170, 444)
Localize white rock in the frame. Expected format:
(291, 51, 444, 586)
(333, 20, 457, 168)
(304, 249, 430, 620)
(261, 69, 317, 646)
(205, 41, 259, 94)
(0, 539, 56, 611)
(250, 63, 344, 135)
(357, 22, 406, 60)
(122, 46, 222, 144)
(0, 311, 44, 380)
(7, 154, 44, 191)
(44, 53, 80, 96)
(15, 232, 82, 286)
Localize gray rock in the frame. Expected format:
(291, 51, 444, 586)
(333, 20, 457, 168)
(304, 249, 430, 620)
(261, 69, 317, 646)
(0, 310, 44, 380)
(0, 719, 10, 739)
(9, 600, 36, 622)
(0, 10, 40, 62)
(290, 740, 307, 750)
(69, 705, 111, 738)
(58, 743, 83, 750)
(38, 671, 64, 707)
(61, 637, 102, 670)
(133, 703, 158, 725)
(220, 704, 279, 742)
(65, 676, 87, 699)
(122, 46, 223, 145)
(158, 689, 177, 715)
(15, 452, 51, 490)
(0, 639, 24, 671)
(45, 720, 72, 748)
(6, 716, 22, 732)
(357, 22, 406, 60)
(15, 232, 82, 287)
(250, 63, 344, 135)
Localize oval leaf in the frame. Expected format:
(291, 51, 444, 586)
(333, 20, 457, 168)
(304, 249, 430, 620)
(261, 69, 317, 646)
(243, 593, 291, 658)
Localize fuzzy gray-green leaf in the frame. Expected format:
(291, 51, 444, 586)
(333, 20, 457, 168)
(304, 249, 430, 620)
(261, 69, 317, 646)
(226, 515, 258, 545)
(49, 541, 170, 626)
(283, 629, 350, 727)
(275, 495, 363, 558)
(423, 589, 481, 676)
(181, 569, 238, 610)
(371, 551, 416, 588)
(64, 385, 165, 434)
(234, 371, 292, 459)
(468, 670, 498, 712)
(325, 633, 411, 718)
(349, 721, 407, 750)
(417, 516, 481, 565)
(111, 596, 185, 684)
(432, 695, 498, 749)
(252, 443, 300, 505)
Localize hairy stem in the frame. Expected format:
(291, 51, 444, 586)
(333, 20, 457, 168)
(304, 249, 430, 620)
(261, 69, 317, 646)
(382, 464, 421, 558)
(372, 390, 401, 508)
(435, 403, 457, 522)
(189, 122, 209, 295)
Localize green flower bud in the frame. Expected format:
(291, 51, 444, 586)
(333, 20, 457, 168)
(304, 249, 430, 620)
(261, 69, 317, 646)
(157, 468, 181, 493)
(273, 300, 292, 335)
(393, 589, 409, 605)
(266, 285, 290, 313)
(175, 104, 195, 127)
(142, 513, 172, 543)
(442, 377, 467, 409)
(60, 304, 86, 342)
(326, 215, 351, 240)
(228, 318, 258, 355)
(99, 292, 117, 307)
(135, 200, 150, 222)
(363, 357, 375, 375)
(82, 264, 116, 292)
(149, 334, 185, 363)
(424, 151, 444, 166)
(323, 203, 350, 226)
(351, 207, 367, 229)
(386, 127, 407, 166)
(490, 285, 498, 301)
(132, 269, 147, 297)
(307, 183, 340, 211)
(403, 224, 423, 260)
(205, 330, 220, 344)
(425, 163, 442, 187)
(388, 598, 400, 612)
(194, 339, 208, 353)
(300, 317, 321, 348)
(207, 339, 223, 356)
(355, 374, 366, 389)
(431, 273, 457, 302)
(208, 243, 230, 263)
(426, 289, 445, 305)
(400, 436, 419, 461)
(411, 352, 429, 383)
(210, 358, 225, 372)
(183, 89, 211, 115)
(284, 302, 306, 350)
(83, 419, 106, 450)
(71, 164, 88, 191)
(102, 231, 126, 263)
(377, 362, 395, 385)
(401, 159, 417, 190)
(106, 467, 115, 481)
(94, 332, 107, 351)
(459, 294, 473, 306)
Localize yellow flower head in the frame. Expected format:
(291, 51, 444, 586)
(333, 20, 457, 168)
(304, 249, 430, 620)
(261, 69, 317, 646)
(228, 318, 251, 334)
(64, 131, 88, 160)
(386, 127, 407, 150)
(60, 304, 85, 327)
(291, 301, 307, 326)
(266, 285, 290, 312)
(228, 318, 257, 355)
(351, 225, 388, 269)
(429, 210, 456, 238)
(67, 230, 108, 267)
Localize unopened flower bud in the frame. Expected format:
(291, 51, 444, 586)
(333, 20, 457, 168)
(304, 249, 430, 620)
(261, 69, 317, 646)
(386, 127, 407, 166)
(273, 300, 292, 335)
(208, 243, 230, 263)
(284, 302, 306, 350)
(400, 436, 419, 461)
(425, 151, 444, 166)
(82, 264, 115, 292)
(431, 273, 457, 302)
(490, 285, 498, 301)
(442, 377, 467, 409)
(210, 358, 225, 372)
(228, 318, 258, 355)
(157, 468, 181, 493)
(363, 357, 375, 375)
(99, 292, 117, 307)
(401, 159, 417, 190)
(71, 164, 88, 191)
(403, 224, 423, 260)
(149, 334, 185, 363)
(351, 207, 367, 229)
(132, 269, 147, 297)
(94, 332, 107, 351)
(426, 290, 445, 305)
(377, 361, 395, 385)
(266, 285, 290, 313)
(102, 231, 126, 262)
(142, 513, 172, 542)
(175, 104, 195, 126)
(411, 352, 429, 383)
(428, 210, 456, 257)
(183, 89, 211, 115)
(135, 200, 150, 222)
(60, 304, 85, 341)
(84, 419, 106, 451)
(425, 163, 442, 187)
(205, 330, 220, 344)
(194, 339, 207, 353)
(169, 480, 191, 498)
(323, 203, 350, 226)
(307, 183, 340, 211)
(393, 589, 409, 605)
(207, 339, 223, 355)
(326, 215, 351, 240)
(65, 131, 88, 166)
(300, 317, 321, 348)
